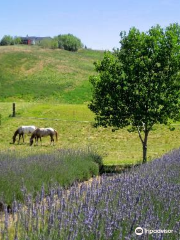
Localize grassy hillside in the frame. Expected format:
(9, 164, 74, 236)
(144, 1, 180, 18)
(0, 45, 104, 103)
(0, 45, 179, 165)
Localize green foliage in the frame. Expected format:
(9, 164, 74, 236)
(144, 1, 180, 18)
(0, 35, 14, 45)
(58, 34, 83, 51)
(39, 38, 52, 48)
(89, 23, 180, 163)
(51, 37, 59, 49)
(0, 35, 22, 45)
(39, 38, 58, 49)
(14, 36, 22, 44)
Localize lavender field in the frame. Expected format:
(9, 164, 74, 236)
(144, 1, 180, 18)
(1, 149, 180, 239)
(0, 149, 101, 205)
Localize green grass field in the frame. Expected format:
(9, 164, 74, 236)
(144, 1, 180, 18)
(0, 102, 180, 165)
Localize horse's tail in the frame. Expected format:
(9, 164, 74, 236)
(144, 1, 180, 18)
(55, 130, 58, 141)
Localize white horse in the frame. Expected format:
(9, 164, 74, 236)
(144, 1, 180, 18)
(30, 128, 58, 146)
(12, 126, 36, 144)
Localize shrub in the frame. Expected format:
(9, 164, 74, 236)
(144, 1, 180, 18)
(58, 34, 83, 51)
(0, 35, 14, 45)
(39, 38, 58, 49)
(14, 37, 22, 44)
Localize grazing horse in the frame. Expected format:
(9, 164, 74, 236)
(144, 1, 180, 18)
(30, 128, 58, 146)
(12, 126, 36, 144)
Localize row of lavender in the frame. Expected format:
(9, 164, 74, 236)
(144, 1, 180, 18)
(0, 149, 101, 205)
(1, 149, 180, 239)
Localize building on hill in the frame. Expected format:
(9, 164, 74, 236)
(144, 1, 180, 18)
(20, 36, 52, 45)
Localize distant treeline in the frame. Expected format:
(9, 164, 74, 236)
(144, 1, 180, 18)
(0, 34, 84, 52)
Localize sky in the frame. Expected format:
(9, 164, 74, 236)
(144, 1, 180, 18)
(1, 0, 180, 50)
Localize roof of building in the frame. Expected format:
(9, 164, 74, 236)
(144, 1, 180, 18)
(20, 36, 52, 41)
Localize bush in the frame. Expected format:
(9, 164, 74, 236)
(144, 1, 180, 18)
(58, 34, 83, 51)
(39, 38, 58, 49)
(14, 37, 22, 44)
(0, 35, 14, 45)
(0, 35, 22, 45)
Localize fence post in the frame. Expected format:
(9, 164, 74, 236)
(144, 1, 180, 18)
(0, 114, 1, 126)
(12, 103, 16, 117)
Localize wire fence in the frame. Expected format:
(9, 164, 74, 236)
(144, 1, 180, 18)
(15, 116, 93, 123)
(12, 115, 180, 127)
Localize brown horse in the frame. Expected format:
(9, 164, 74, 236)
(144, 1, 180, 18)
(12, 126, 36, 144)
(30, 128, 58, 146)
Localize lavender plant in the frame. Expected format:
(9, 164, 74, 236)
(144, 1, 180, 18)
(0, 149, 100, 205)
(1, 148, 180, 239)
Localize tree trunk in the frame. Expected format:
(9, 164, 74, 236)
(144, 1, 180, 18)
(142, 130, 148, 163)
(137, 126, 149, 163)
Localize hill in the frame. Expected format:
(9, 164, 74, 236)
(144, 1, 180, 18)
(0, 45, 104, 103)
(0, 45, 180, 165)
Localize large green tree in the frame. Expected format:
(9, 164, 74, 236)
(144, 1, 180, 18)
(89, 24, 180, 163)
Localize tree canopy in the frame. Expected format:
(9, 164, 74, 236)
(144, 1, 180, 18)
(0, 35, 14, 45)
(58, 34, 83, 52)
(39, 38, 58, 49)
(0, 35, 22, 45)
(89, 23, 180, 163)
